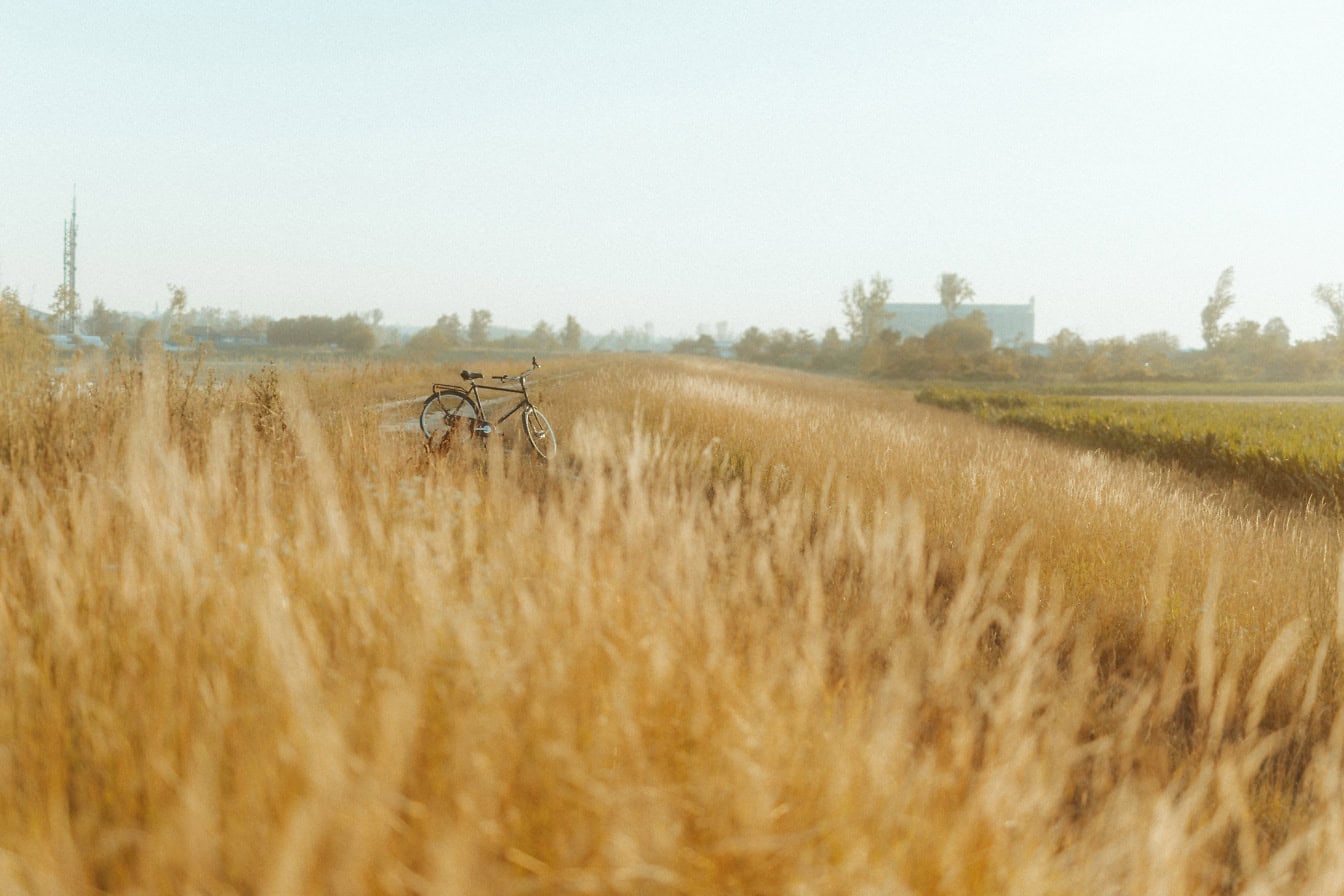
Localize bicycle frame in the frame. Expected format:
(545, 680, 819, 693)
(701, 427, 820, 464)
(428, 357, 541, 430)
(462, 378, 534, 428)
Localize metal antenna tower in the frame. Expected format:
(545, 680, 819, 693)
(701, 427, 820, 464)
(62, 191, 78, 296)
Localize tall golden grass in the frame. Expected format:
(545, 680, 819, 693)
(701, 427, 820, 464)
(3, 352, 1344, 893)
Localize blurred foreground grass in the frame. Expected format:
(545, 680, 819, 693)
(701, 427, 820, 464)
(3, 353, 1344, 894)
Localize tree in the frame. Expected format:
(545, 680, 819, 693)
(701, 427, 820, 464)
(468, 309, 493, 344)
(562, 315, 583, 351)
(859, 329, 907, 377)
(1200, 267, 1235, 349)
(49, 283, 80, 335)
(936, 272, 974, 318)
(193, 305, 225, 341)
(1131, 331, 1181, 378)
(1314, 283, 1344, 341)
(166, 283, 189, 344)
(732, 327, 770, 363)
(1133, 331, 1180, 355)
(925, 310, 992, 356)
(1045, 329, 1088, 377)
(529, 320, 558, 350)
(759, 329, 817, 368)
(267, 314, 375, 352)
(86, 298, 136, 344)
(1, 286, 52, 372)
(244, 315, 270, 343)
(405, 326, 454, 360)
(135, 319, 163, 358)
(1263, 317, 1291, 348)
(672, 334, 719, 356)
(334, 313, 376, 352)
(841, 273, 892, 347)
(812, 327, 846, 370)
(435, 313, 464, 345)
(363, 308, 386, 348)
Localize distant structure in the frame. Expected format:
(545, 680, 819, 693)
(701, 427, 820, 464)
(48, 192, 81, 335)
(884, 297, 1035, 347)
(63, 193, 78, 299)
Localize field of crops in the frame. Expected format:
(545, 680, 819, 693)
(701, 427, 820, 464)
(8, 354, 1344, 893)
(918, 386, 1344, 508)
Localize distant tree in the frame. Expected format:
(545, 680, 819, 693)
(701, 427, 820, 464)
(191, 306, 225, 340)
(268, 314, 375, 352)
(925, 310, 992, 356)
(334, 313, 376, 352)
(1263, 317, 1291, 348)
(1200, 267, 1235, 349)
(732, 327, 770, 363)
(135, 319, 163, 358)
(49, 283, 79, 335)
(561, 314, 583, 351)
(868, 312, 993, 379)
(1, 286, 52, 371)
(405, 326, 454, 360)
(1214, 317, 1301, 380)
(435, 313, 464, 346)
(1131, 331, 1181, 378)
(86, 298, 136, 344)
(1046, 328, 1089, 375)
(244, 315, 270, 343)
(468, 309, 493, 344)
(1084, 336, 1145, 381)
(936, 272, 974, 319)
(1133, 330, 1180, 355)
(812, 326, 847, 370)
(759, 329, 817, 368)
(594, 326, 643, 351)
(1314, 283, 1344, 341)
(859, 329, 907, 377)
(671, 333, 719, 356)
(166, 283, 189, 344)
(841, 273, 892, 347)
(529, 320, 559, 350)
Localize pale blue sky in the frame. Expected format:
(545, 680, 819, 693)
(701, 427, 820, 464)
(2, 1, 1341, 345)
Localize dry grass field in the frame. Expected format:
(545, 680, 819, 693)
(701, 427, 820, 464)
(4, 352, 1344, 894)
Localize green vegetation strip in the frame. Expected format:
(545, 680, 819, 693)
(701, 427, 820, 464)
(917, 386, 1344, 507)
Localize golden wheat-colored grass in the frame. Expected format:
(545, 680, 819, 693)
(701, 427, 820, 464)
(3, 352, 1344, 894)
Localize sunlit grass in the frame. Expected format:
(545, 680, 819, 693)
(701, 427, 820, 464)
(2, 353, 1344, 893)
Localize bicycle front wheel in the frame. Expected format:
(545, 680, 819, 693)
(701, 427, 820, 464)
(522, 405, 556, 460)
(420, 388, 483, 453)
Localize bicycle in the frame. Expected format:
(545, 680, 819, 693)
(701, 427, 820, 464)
(419, 356, 556, 460)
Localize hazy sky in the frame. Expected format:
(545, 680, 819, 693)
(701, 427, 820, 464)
(3, 1, 1342, 345)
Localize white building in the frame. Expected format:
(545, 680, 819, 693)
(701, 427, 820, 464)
(884, 298, 1035, 347)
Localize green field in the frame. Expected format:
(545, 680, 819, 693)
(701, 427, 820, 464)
(917, 386, 1344, 507)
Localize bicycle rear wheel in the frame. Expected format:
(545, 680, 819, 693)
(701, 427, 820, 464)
(522, 405, 556, 460)
(420, 388, 483, 453)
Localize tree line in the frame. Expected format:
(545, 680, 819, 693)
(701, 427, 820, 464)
(402, 310, 584, 359)
(13, 280, 596, 360)
(690, 269, 1344, 383)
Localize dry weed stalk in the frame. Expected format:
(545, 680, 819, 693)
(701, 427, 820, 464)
(0, 356, 1342, 893)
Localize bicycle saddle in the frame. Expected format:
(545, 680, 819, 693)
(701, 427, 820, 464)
(460, 370, 482, 381)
